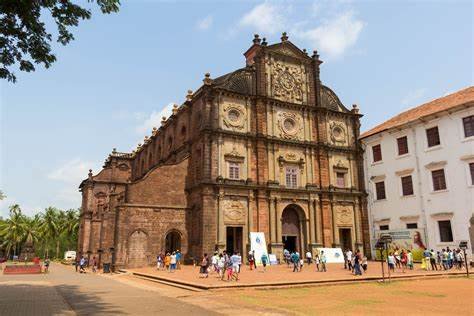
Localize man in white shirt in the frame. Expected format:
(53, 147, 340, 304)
(346, 250, 353, 271)
(306, 250, 312, 265)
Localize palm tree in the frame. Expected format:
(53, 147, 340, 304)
(62, 209, 79, 250)
(40, 207, 60, 258)
(0, 204, 26, 258)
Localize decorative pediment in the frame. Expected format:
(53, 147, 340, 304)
(320, 85, 349, 112)
(334, 159, 349, 170)
(278, 153, 305, 169)
(266, 41, 311, 60)
(224, 146, 245, 162)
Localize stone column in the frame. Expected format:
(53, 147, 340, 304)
(217, 191, 226, 252)
(271, 198, 283, 260)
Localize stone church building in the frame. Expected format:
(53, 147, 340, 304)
(78, 33, 370, 268)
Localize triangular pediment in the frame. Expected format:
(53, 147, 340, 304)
(266, 41, 311, 60)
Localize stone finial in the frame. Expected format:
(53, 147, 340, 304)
(144, 136, 148, 141)
(352, 104, 359, 114)
(152, 127, 157, 135)
(186, 90, 193, 101)
(281, 32, 288, 42)
(112, 148, 117, 153)
(261, 37, 268, 46)
(312, 50, 320, 60)
(137, 143, 142, 148)
(253, 34, 261, 45)
(303, 48, 307, 55)
(161, 116, 167, 125)
(203, 72, 212, 85)
(88, 169, 93, 179)
(172, 103, 179, 115)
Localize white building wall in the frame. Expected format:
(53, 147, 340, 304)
(363, 106, 474, 257)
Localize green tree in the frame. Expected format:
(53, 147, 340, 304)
(0, 0, 120, 82)
(39, 206, 60, 258)
(0, 204, 26, 258)
(0, 190, 5, 200)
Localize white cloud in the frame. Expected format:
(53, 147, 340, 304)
(197, 15, 213, 31)
(135, 103, 175, 136)
(48, 158, 98, 184)
(239, 2, 287, 35)
(295, 11, 365, 59)
(401, 88, 427, 108)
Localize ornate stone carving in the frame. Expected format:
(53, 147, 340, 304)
(329, 122, 346, 144)
(223, 104, 246, 130)
(271, 62, 304, 103)
(224, 200, 245, 223)
(224, 145, 245, 162)
(277, 111, 303, 139)
(334, 159, 348, 170)
(336, 208, 353, 226)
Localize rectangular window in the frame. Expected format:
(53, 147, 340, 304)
(379, 225, 389, 231)
(401, 175, 414, 196)
(406, 223, 418, 229)
(426, 126, 440, 147)
(228, 162, 240, 180)
(463, 115, 474, 138)
(285, 167, 298, 188)
(372, 144, 382, 162)
(438, 220, 453, 242)
(431, 169, 447, 191)
(397, 136, 409, 155)
(375, 181, 386, 200)
(470, 162, 474, 185)
(336, 172, 345, 187)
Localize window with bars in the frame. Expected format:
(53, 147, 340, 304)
(228, 162, 240, 180)
(375, 181, 386, 200)
(463, 115, 474, 138)
(426, 126, 440, 147)
(470, 162, 474, 185)
(372, 144, 382, 162)
(406, 223, 418, 229)
(336, 172, 345, 188)
(438, 220, 453, 242)
(285, 167, 298, 188)
(379, 225, 389, 231)
(431, 169, 447, 191)
(401, 175, 414, 196)
(397, 136, 409, 155)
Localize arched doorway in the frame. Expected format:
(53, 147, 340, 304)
(165, 230, 181, 253)
(281, 205, 305, 253)
(128, 230, 148, 268)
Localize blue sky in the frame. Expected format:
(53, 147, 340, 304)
(1, 0, 472, 217)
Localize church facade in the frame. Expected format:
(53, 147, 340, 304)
(78, 34, 370, 268)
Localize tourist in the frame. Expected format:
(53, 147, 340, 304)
(442, 249, 448, 270)
(448, 247, 454, 269)
(394, 249, 401, 269)
(353, 250, 362, 276)
(429, 249, 437, 271)
(299, 256, 304, 272)
(165, 252, 171, 271)
(456, 250, 464, 269)
(346, 249, 353, 272)
(211, 252, 219, 273)
(284, 249, 291, 267)
(423, 248, 431, 271)
(75, 256, 80, 272)
(252, 250, 257, 270)
(199, 253, 209, 278)
(407, 250, 414, 270)
(79, 256, 86, 273)
(400, 250, 407, 273)
(320, 251, 327, 272)
(176, 250, 182, 270)
(225, 255, 233, 281)
(91, 256, 97, 273)
(306, 250, 312, 265)
(248, 250, 255, 270)
(343, 249, 348, 269)
(314, 254, 320, 272)
(291, 251, 299, 272)
(157, 252, 164, 270)
(261, 252, 268, 272)
(218, 253, 225, 278)
(436, 251, 442, 269)
(170, 252, 177, 272)
(44, 257, 50, 273)
(237, 252, 242, 273)
(387, 253, 395, 272)
(361, 255, 368, 272)
(230, 252, 240, 280)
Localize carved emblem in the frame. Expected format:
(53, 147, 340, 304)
(224, 200, 245, 223)
(277, 112, 302, 139)
(271, 62, 304, 103)
(330, 122, 346, 144)
(223, 104, 246, 130)
(336, 208, 353, 225)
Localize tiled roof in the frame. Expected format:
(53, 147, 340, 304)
(360, 86, 474, 139)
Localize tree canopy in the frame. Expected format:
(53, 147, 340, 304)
(0, 0, 120, 82)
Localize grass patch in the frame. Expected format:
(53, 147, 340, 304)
(392, 290, 446, 298)
(346, 299, 384, 306)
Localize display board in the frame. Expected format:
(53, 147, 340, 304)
(316, 247, 345, 263)
(374, 229, 426, 261)
(249, 232, 268, 265)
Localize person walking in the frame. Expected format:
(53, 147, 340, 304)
(157, 252, 164, 270)
(314, 254, 320, 272)
(407, 250, 414, 270)
(75, 256, 80, 272)
(261, 252, 268, 272)
(170, 252, 177, 272)
(248, 251, 254, 270)
(387, 253, 395, 272)
(361, 255, 368, 272)
(199, 253, 209, 278)
(353, 250, 362, 276)
(230, 252, 240, 281)
(176, 250, 182, 270)
(320, 251, 327, 272)
(306, 250, 312, 265)
(291, 252, 299, 272)
(429, 249, 438, 271)
(400, 250, 407, 273)
(44, 257, 50, 273)
(218, 253, 225, 278)
(164, 253, 171, 272)
(442, 249, 448, 270)
(346, 249, 353, 272)
(252, 250, 258, 270)
(79, 256, 86, 273)
(91, 256, 97, 273)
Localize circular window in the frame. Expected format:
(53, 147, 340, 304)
(228, 109, 240, 122)
(333, 126, 342, 137)
(283, 118, 296, 132)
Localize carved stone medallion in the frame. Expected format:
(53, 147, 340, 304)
(336, 208, 353, 226)
(330, 122, 346, 144)
(223, 104, 246, 130)
(271, 62, 304, 103)
(224, 200, 245, 223)
(277, 112, 302, 139)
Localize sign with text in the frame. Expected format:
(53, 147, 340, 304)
(316, 248, 345, 263)
(374, 229, 426, 261)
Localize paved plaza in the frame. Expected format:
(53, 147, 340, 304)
(128, 261, 467, 289)
(0, 263, 215, 315)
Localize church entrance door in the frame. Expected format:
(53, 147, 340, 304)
(128, 230, 148, 268)
(226, 226, 242, 255)
(281, 205, 306, 253)
(165, 231, 181, 253)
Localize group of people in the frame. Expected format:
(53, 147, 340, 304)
(156, 250, 182, 272)
(200, 251, 243, 281)
(75, 255, 91, 273)
(343, 249, 368, 276)
(283, 249, 327, 272)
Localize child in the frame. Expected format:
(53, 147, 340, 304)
(299, 258, 304, 272)
(314, 254, 320, 272)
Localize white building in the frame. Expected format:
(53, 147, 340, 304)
(361, 87, 474, 259)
